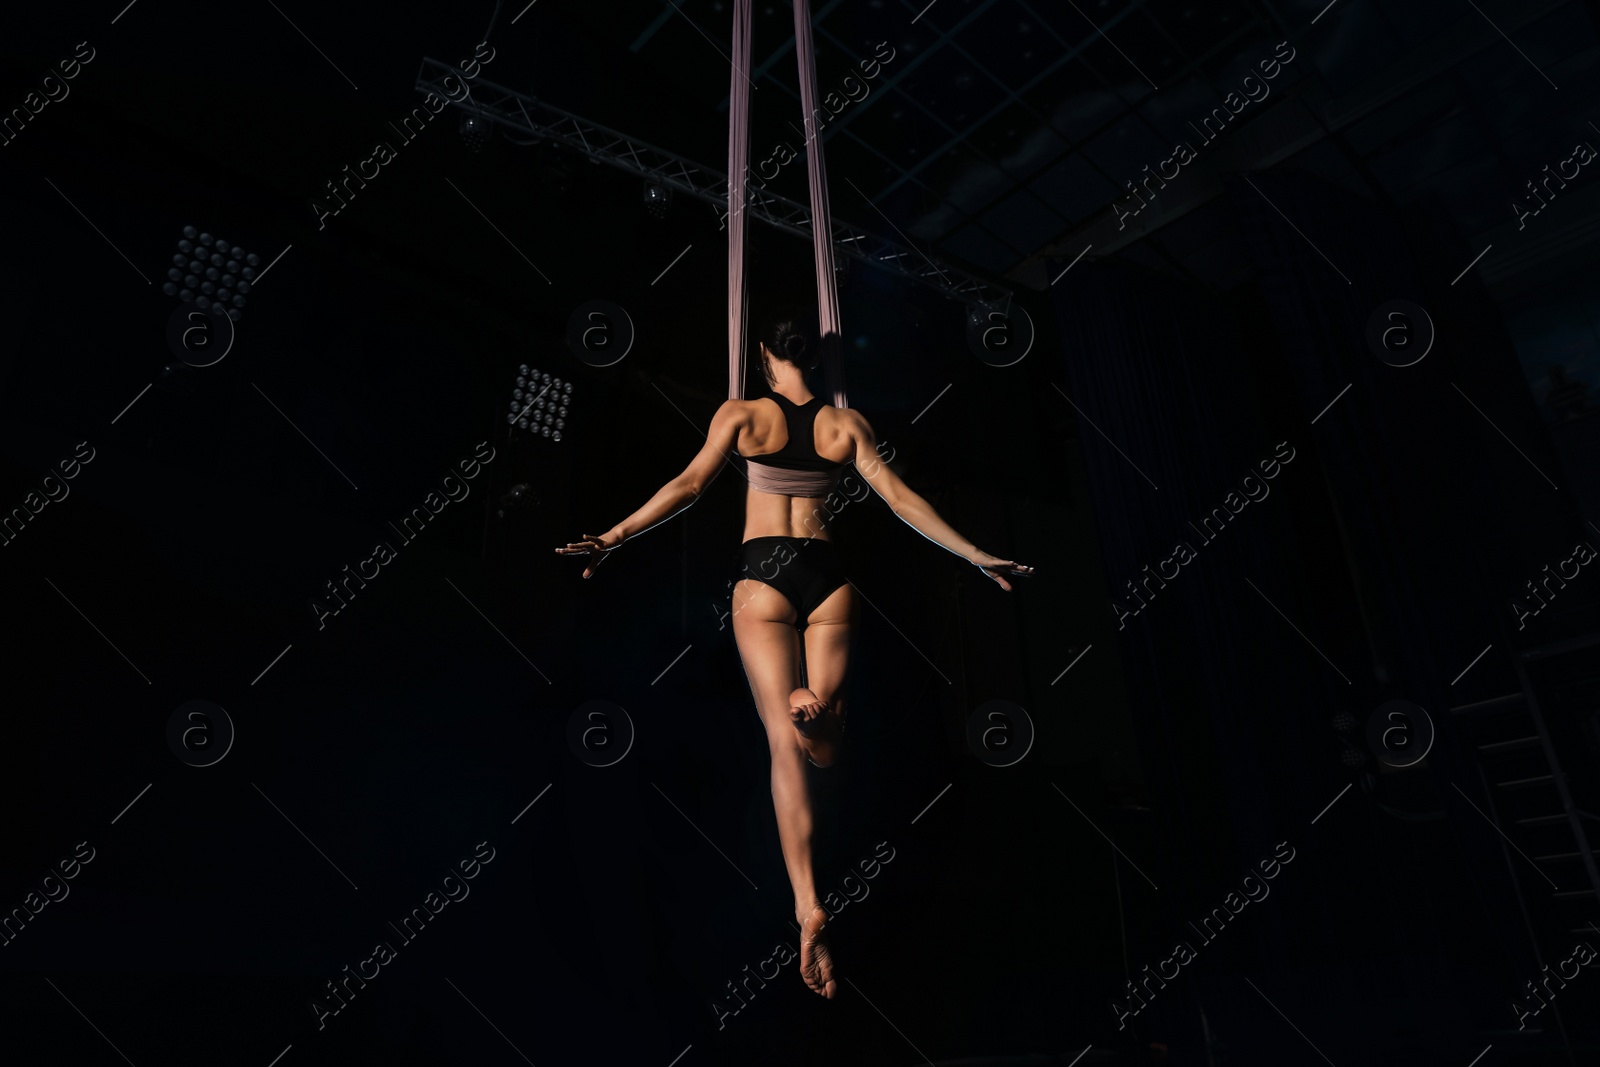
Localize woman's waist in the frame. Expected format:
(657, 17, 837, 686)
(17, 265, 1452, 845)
(742, 493, 833, 541)
(739, 528, 835, 547)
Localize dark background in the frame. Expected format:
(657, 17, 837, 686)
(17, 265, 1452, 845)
(1, 1, 1598, 1065)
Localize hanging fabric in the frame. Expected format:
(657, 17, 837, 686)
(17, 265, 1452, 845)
(792, 0, 847, 410)
(726, 0, 848, 409)
(727, 0, 754, 400)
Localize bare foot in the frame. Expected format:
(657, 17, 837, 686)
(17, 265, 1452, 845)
(798, 903, 837, 998)
(789, 687, 843, 768)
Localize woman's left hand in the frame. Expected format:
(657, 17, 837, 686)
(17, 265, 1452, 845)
(556, 531, 623, 578)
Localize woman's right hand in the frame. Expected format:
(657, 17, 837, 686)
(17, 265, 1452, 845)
(970, 550, 1033, 592)
(555, 530, 623, 579)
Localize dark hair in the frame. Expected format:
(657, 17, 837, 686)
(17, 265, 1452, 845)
(760, 314, 819, 374)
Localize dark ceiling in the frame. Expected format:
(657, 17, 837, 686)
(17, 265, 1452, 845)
(4, 0, 1597, 325)
(552, 0, 1600, 305)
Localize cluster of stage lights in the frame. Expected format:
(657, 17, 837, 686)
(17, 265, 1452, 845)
(161, 227, 258, 320)
(1332, 709, 1366, 768)
(460, 113, 492, 153)
(643, 180, 671, 219)
(508, 364, 571, 442)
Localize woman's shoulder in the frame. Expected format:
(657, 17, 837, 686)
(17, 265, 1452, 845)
(821, 403, 869, 431)
(818, 404, 871, 454)
(712, 397, 770, 432)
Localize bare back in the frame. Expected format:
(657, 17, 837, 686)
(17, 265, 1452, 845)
(734, 394, 855, 541)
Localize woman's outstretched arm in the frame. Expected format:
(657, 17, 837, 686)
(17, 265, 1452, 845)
(556, 399, 743, 577)
(846, 409, 1032, 591)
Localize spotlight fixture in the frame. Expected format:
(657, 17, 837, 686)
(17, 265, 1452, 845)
(460, 113, 492, 153)
(163, 225, 258, 321)
(506, 363, 572, 443)
(643, 180, 672, 219)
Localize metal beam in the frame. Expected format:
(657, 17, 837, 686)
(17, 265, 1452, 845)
(415, 59, 1014, 311)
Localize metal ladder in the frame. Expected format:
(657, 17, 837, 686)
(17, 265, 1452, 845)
(1452, 631, 1600, 1061)
(1454, 643, 1600, 925)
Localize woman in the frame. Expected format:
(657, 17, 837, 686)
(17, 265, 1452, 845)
(558, 316, 1031, 999)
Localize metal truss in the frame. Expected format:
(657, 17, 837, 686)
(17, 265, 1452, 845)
(415, 59, 1014, 311)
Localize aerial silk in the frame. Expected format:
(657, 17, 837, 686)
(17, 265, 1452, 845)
(727, 0, 847, 409)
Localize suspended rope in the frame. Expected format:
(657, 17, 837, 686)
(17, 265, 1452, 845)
(727, 0, 848, 409)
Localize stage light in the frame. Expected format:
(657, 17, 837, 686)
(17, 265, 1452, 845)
(165, 227, 258, 322)
(460, 113, 492, 152)
(643, 181, 672, 218)
(1334, 709, 1367, 769)
(506, 364, 571, 443)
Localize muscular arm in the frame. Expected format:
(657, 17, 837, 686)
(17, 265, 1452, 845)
(847, 410, 1028, 589)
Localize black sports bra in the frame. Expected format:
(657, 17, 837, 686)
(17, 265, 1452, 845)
(737, 393, 846, 497)
(742, 393, 842, 471)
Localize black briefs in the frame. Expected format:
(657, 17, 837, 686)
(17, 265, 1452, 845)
(735, 536, 847, 629)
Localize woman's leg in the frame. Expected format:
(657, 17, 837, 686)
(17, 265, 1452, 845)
(790, 582, 856, 769)
(729, 579, 828, 937)
(785, 582, 856, 998)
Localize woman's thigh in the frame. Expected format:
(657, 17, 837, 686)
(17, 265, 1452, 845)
(801, 582, 856, 708)
(731, 578, 803, 738)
